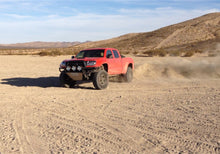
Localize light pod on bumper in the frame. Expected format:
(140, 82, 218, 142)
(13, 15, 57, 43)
(72, 66, 76, 71)
(77, 66, 82, 71)
(66, 66, 71, 71)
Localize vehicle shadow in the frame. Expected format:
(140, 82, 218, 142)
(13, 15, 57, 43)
(1, 77, 60, 88)
(1, 77, 95, 90)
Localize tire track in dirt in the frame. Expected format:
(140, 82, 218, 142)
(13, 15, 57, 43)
(0, 95, 34, 154)
(13, 99, 35, 154)
(133, 110, 219, 153)
(100, 95, 218, 153)
(19, 80, 220, 153)
(29, 103, 100, 153)
(44, 112, 133, 153)
(99, 108, 170, 152)
(96, 93, 220, 153)
(0, 119, 20, 153)
(28, 97, 138, 153)
(132, 117, 219, 153)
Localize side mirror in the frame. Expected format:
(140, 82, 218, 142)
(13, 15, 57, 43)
(71, 56, 75, 59)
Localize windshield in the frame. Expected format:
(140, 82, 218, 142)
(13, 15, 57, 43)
(76, 49, 104, 58)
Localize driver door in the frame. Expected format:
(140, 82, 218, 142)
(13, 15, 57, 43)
(106, 49, 115, 74)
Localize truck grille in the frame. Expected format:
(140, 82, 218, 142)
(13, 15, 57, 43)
(66, 61, 85, 67)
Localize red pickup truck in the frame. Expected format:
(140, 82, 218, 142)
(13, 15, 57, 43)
(59, 48, 134, 89)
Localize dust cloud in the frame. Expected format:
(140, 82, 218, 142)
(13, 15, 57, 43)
(134, 56, 220, 79)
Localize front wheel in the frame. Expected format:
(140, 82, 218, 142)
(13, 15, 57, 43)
(59, 72, 76, 88)
(123, 67, 133, 82)
(93, 70, 109, 90)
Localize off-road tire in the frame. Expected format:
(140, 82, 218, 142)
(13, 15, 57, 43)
(59, 72, 76, 88)
(123, 67, 133, 82)
(93, 70, 109, 90)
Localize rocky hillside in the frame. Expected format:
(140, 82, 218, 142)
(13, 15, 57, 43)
(70, 12, 220, 54)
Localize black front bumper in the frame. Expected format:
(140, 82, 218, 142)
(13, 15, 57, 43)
(59, 67, 99, 80)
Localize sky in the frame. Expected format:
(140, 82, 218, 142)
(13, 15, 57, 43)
(0, 0, 219, 44)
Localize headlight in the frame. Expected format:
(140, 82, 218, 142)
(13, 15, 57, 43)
(60, 61, 66, 68)
(77, 66, 82, 71)
(86, 61, 96, 66)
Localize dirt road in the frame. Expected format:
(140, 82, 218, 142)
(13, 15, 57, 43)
(0, 55, 219, 153)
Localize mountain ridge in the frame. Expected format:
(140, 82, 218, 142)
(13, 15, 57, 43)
(0, 41, 82, 49)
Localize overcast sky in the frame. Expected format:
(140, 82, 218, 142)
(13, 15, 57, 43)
(0, 0, 219, 44)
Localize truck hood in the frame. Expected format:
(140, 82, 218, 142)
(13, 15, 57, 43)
(63, 57, 103, 62)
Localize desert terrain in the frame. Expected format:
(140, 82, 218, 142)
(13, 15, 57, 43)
(0, 55, 219, 153)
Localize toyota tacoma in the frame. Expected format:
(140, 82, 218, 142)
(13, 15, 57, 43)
(59, 48, 134, 90)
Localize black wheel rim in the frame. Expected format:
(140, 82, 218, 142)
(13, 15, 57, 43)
(99, 73, 107, 85)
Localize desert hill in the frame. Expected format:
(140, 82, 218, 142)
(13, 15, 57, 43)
(0, 41, 81, 49)
(0, 12, 219, 56)
(70, 12, 220, 54)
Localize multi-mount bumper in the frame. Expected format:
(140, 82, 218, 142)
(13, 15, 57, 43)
(59, 67, 99, 81)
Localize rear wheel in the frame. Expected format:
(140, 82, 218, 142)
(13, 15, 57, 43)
(93, 70, 109, 90)
(59, 72, 76, 88)
(123, 67, 133, 82)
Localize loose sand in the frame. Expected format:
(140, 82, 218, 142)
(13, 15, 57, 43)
(0, 55, 219, 153)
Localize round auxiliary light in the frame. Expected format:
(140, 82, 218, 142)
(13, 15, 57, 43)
(77, 66, 82, 71)
(66, 66, 71, 71)
(72, 66, 76, 71)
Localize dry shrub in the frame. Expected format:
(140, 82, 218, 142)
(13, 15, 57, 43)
(195, 49, 203, 54)
(208, 52, 217, 57)
(156, 49, 167, 57)
(168, 49, 202, 57)
(169, 50, 181, 56)
(38, 48, 77, 56)
(133, 50, 139, 55)
(39, 51, 49, 56)
(143, 49, 167, 57)
(62, 48, 77, 55)
(39, 49, 62, 56)
(183, 50, 195, 57)
(143, 50, 154, 57)
(120, 50, 130, 55)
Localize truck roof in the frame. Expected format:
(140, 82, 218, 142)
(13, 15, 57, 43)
(82, 48, 118, 51)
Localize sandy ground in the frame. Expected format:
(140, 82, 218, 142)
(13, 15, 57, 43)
(0, 55, 219, 153)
